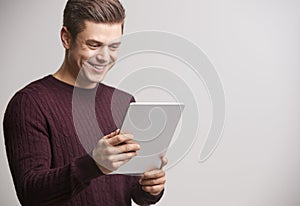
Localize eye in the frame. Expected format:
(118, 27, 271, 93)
(109, 44, 120, 50)
(88, 44, 99, 49)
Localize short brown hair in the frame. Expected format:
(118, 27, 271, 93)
(63, 0, 126, 39)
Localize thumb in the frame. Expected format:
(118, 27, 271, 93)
(104, 128, 120, 139)
(160, 156, 168, 169)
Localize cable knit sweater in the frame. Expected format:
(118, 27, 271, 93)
(3, 75, 163, 206)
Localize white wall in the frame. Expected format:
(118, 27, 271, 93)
(1, 0, 299, 205)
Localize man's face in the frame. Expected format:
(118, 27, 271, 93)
(67, 21, 122, 88)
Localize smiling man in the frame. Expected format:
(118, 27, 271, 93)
(55, 21, 122, 89)
(3, 0, 166, 205)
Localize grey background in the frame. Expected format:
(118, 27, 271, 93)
(1, 0, 300, 205)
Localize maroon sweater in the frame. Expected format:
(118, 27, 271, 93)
(3, 75, 163, 206)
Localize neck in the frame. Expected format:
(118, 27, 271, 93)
(54, 59, 98, 89)
(53, 59, 77, 86)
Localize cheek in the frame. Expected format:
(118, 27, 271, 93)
(81, 49, 98, 61)
(109, 51, 118, 62)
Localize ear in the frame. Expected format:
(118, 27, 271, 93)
(61, 26, 71, 49)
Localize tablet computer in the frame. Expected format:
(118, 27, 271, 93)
(112, 102, 185, 175)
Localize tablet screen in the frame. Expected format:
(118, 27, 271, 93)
(112, 102, 184, 175)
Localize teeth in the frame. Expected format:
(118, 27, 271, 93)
(91, 63, 105, 70)
(95, 65, 104, 70)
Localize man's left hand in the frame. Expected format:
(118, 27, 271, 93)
(139, 157, 168, 196)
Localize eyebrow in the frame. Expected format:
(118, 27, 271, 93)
(86, 39, 103, 46)
(109, 42, 121, 46)
(86, 39, 121, 46)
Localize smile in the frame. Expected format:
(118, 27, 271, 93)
(88, 62, 107, 71)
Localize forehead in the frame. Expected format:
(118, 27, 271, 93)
(76, 20, 123, 44)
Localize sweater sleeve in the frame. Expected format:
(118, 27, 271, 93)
(3, 92, 104, 206)
(130, 175, 164, 205)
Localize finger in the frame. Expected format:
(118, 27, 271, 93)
(108, 129, 119, 138)
(111, 159, 131, 170)
(109, 152, 137, 162)
(113, 129, 121, 136)
(160, 156, 168, 169)
(141, 185, 164, 195)
(139, 176, 166, 186)
(121, 133, 134, 139)
(103, 129, 120, 139)
(142, 169, 165, 180)
(106, 133, 134, 146)
(119, 130, 129, 135)
(123, 139, 138, 144)
(115, 143, 140, 153)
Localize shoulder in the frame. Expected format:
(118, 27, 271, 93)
(18, 75, 52, 96)
(8, 75, 53, 102)
(5, 75, 53, 112)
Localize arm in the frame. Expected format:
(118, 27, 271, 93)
(131, 176, 164, 205)
(3, 92, 103, 206)
(131, 158, 167, 205)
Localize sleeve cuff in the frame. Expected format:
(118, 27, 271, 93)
(132, 183, 164, 204)
(73, 153, 104, 184)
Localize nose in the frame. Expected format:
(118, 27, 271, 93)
(95, 46, 109, 64)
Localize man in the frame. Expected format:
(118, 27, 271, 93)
(3, 0, 166, 205)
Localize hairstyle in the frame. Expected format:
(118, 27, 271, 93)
(63, 0, 126, 39)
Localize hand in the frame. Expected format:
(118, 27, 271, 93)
(139, 156, 168, 196)
(92, 129, 140, 174)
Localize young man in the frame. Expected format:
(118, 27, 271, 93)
(3, 0, 166, 205)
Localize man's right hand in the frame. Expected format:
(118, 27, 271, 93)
(92, 129, 140, 174)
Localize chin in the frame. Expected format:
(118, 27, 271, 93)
(78, 64, 111, 86)
(87, 73, 106, 83)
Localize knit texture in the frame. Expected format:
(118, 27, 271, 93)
(3, 75, 163, 206)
